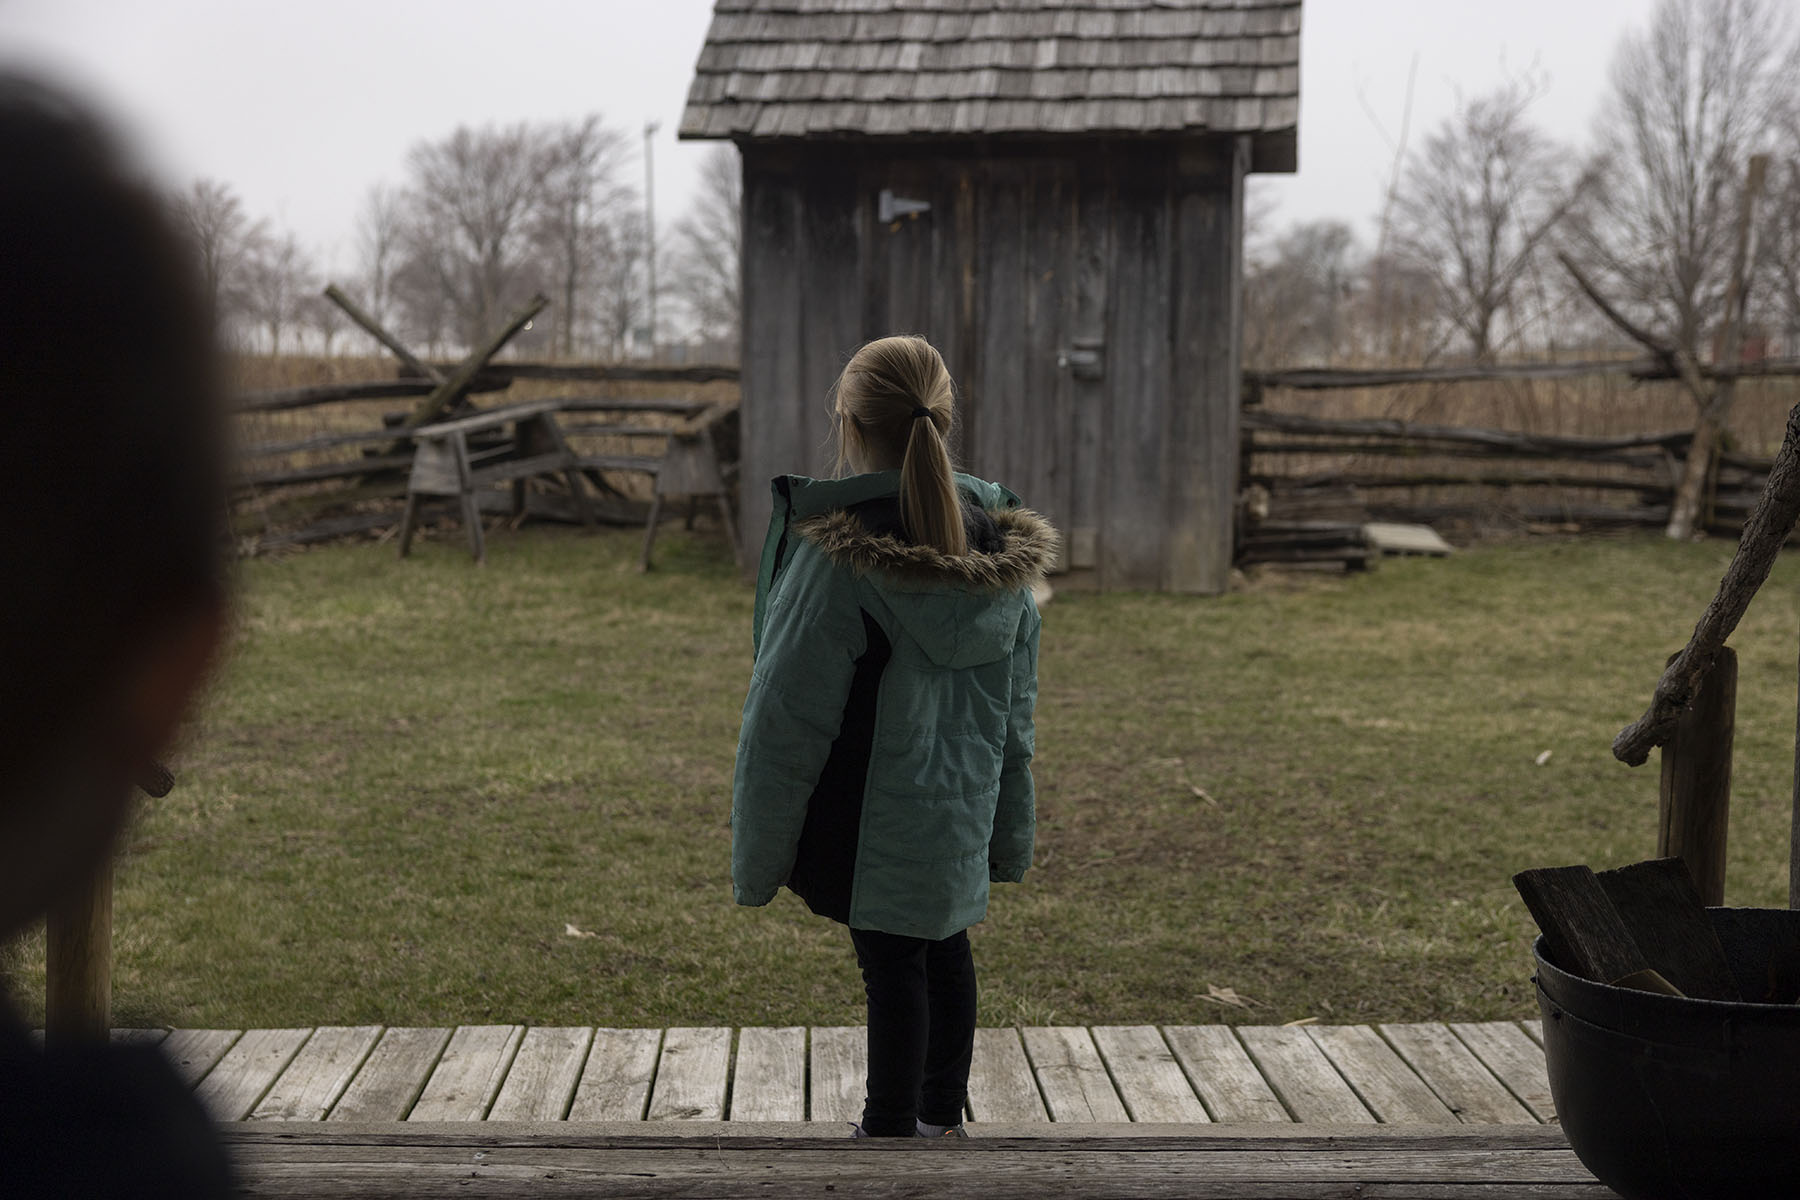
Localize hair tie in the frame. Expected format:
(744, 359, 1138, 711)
(910, 406, 933, 421)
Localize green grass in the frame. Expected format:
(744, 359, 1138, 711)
(6, 524, 1798, 1029)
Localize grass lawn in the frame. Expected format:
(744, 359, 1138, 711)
(6, 521, 1798, 1030)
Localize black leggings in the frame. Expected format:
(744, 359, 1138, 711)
(848, 926, 977, 1136)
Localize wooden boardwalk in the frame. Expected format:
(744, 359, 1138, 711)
(114, 1020, 1554, 1128)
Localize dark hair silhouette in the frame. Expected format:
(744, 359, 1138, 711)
(0, 75, 226, 811)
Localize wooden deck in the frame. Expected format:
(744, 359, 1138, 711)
(114, 1020, 1555, 1128)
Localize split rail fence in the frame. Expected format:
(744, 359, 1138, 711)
(1240, 355, 1800, 568)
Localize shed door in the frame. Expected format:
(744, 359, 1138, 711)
(858, 158, 1086, 565)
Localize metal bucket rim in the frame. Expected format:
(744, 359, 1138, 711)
(1533, 925, 1800, 1015)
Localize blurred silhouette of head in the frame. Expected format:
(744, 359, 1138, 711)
(0, 75, 227, 939)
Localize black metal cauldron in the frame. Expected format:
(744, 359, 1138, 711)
(1534, 908, 1800, 1200)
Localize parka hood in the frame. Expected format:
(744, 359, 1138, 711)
(781, 473, 1059, 670)
(794, 505, 1059, 594)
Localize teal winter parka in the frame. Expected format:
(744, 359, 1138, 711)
(731, 471, 1059, 940)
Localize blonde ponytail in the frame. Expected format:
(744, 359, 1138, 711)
(832, 335, 967, 557)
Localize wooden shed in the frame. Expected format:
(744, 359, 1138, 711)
(680, 0, 1301, 592)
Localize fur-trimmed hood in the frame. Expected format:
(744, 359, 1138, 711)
(793, 503, 1059, 593)
(751, 471, 1056, 671)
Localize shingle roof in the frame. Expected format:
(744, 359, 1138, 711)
(679, 0, 1300, 162)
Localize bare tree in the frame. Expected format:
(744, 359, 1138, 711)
(1242, 219, 1363, 367)
(593, 220, 647, 360)
(532, 116, 632, 358)
(1392, 74, 1589, 362)
(1567, 0, 1792, 348)
(353, 183, 404, 331)
(389, 251, 455, 358)
(300, 291, 347, 357)
(666, 143, 742, 358)
(1564, 0, 1797, 537)
(1756, 101, 1800, 353)
(400, 122, 550, 347)
(171, 177, 265, 337)
(241, 231, 313, 357)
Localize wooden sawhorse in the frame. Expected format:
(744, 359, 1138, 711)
(398, 400, 594, 564)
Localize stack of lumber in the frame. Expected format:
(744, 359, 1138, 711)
(1236, 480, 1373, 571)
(1236, 521, 1373, 571)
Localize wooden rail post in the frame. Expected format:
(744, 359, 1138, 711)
(1791, 636, 1800, 909)
(1658, 646, 1735, 906)
(44, 863, 112, 1047)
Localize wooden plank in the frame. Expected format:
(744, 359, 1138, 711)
(487, 1027, 593, 1123)
(1306, 1025, 1458, 1125)
(328, 1027, 452, 1122)
(1165, 140, 1244, 594)
(160, 1028, 242, 1087)
(222, 1127, 1614, 1196)
(1450, 1022, 1555, 1123)
(807, 1025, 866, 1124)
(1512, 865, 1653, 987)
(567, 1028, 662, 1121)
(1521, 1020, 1545, 1046)
(1021, 1026, 1129, 1122)
(1236, 1025, 1375, 1124)
(930, 161, 975, 467)
(1065, 150, 1111, 571)
(1022, 161, 1075, 537)
(1596, 856, 1739, 1000)
(408, 1025, 524, 1122)
(1379, 1023, 1536, 1125)
(740, 149, 806, 568)
(1091, 1025, 1208, 1123)
(971, 163, 1027, 490)
(966, 1027, 1049, 1123)
(646, 1026, 732, 1121)
(1100, 154, 1173, 589)
(729, 1026, 806, 1122)
(413, 398, 562, 439)
(193, 1027, 312, 1121)
(1163, 1025, 1290, 1123)
(322, 283, 443, 384)
(1363, 522, 1455, 556)
(249, 1026, 383, 1122)
(799, 159, 861, 484)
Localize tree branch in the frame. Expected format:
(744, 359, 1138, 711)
(1614, 400, 1800, 765)
(1556, 251, 1713, 409)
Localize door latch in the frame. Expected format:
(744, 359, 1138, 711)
(1056, 340, 1105, 381)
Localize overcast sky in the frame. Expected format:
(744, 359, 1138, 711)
(0, 0, 1662, 276)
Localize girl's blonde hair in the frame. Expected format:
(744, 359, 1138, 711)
(833, 335, 967, 558)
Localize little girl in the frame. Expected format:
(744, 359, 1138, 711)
(732, 334, 1057, 1138)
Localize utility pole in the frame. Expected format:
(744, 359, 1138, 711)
(643, 119, 660, 361)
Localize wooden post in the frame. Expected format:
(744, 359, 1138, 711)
(322, 284, 444, 385)
(1666, 156, 1769, 541)
(1658, 646, 1735, 906)
(44, 863, 112, 1047)
(1791, 630, 1800, 909)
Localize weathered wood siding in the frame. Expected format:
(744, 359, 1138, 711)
(739, 139, 1245, 593)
